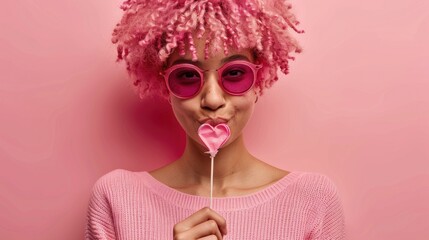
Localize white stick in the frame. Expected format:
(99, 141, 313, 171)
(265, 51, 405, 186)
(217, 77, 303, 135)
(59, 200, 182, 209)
(210, 155, 214, 209)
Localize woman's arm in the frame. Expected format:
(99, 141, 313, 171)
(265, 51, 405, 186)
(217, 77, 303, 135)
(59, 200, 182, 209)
(309, 177, 347, 240)
(85, 177, 117, 240)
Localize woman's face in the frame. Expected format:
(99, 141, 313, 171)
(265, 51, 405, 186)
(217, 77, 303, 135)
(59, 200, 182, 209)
(165, 33, 258, 151)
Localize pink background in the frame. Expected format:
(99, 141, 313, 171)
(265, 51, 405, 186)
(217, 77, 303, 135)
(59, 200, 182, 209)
(1, 0, 428, 239)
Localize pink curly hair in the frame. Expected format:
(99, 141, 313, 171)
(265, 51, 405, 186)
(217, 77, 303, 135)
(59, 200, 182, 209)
(111, 0, 304, 101)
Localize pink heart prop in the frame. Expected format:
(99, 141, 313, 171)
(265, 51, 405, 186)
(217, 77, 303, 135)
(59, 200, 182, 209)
(198, 123, 231, 157)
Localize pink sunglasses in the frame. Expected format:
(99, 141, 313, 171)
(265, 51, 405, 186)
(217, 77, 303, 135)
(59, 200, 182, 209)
(161, 60, 262, 99)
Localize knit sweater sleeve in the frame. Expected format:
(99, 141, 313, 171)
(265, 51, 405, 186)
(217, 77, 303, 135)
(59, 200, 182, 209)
(85, 174, 117, 240)
(309, 175, 347, 240)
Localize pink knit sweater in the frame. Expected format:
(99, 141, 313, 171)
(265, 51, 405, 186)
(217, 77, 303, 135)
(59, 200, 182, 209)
(85, 169, 346, 239)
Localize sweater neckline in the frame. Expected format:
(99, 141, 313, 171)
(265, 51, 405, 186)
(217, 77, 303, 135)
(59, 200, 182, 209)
(139, 171, 303, 211)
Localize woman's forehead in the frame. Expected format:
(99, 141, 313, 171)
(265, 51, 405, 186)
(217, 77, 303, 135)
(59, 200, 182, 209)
(166, 45, 255, 68)
(165, 30, 255, 67)
(168, 52, 254, 69)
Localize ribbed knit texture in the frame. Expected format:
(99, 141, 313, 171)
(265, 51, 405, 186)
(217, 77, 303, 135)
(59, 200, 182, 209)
(85, 169, 346, 240)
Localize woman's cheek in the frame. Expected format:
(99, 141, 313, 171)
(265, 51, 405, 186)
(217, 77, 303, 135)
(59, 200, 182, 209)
(236, 100, 255, 130)
(171, 106, 192, 135)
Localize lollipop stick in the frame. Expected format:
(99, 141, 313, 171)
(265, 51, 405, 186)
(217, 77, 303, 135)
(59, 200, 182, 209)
(210, 155, 214, 208)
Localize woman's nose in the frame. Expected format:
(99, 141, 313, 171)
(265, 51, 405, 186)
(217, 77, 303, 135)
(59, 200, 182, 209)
(200, 72, 225, 111)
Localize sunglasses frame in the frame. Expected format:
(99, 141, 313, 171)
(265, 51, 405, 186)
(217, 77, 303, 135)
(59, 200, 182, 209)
(161, 60, 263, 99)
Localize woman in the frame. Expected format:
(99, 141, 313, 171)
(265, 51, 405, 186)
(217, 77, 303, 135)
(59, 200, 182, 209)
(86, 0, 346, 239)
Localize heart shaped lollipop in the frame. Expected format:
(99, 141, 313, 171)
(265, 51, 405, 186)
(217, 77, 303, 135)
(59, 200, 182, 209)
(198, 123, 231, 157)
(198, 122, 231, 208)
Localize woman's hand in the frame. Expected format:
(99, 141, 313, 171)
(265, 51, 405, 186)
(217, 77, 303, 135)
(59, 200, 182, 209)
(173, 207, 228, 240)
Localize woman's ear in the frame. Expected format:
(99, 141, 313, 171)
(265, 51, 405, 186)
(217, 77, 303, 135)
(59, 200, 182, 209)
(253, 89, 259, 103)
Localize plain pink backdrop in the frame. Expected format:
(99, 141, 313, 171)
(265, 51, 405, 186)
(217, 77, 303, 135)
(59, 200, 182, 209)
(1, 0, 428, 239)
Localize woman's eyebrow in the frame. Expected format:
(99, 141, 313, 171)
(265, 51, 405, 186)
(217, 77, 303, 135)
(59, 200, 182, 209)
(171, 58, 203, 67)
(221, 54, 250, 64)
(170, 54, 250, 67)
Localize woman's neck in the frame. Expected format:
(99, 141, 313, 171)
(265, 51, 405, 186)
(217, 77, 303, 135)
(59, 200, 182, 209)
(175, 133, 257, 188)
(148, 133, 289, 197)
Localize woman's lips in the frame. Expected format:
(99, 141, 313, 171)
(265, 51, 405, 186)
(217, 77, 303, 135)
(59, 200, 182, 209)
(199, 117, 230, 126)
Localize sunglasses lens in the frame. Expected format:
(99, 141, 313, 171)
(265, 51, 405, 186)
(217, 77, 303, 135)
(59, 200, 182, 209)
(221, 64, 255, 94)
(168, 67, 201, 98)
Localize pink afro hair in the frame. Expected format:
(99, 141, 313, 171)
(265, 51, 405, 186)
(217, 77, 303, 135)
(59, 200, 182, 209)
(111, 0, 304, 101)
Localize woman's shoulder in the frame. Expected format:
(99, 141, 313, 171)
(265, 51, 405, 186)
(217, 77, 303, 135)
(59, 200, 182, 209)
(90, 168, 140, 194)
(94, 168, 134, 182)
(294, 171, 339, 187)
(257, 162, 340, 199)
(289, 171, 342, 204)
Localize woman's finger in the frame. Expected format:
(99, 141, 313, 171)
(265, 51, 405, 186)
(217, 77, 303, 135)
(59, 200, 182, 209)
(179, 219, 223, 240)
(174, 207, 227, 235)
(198, 235, 218, 240)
